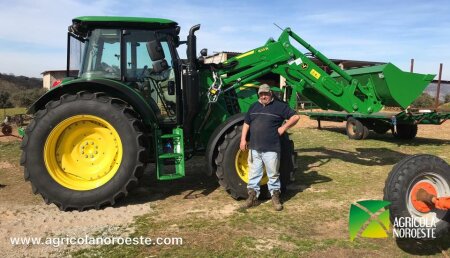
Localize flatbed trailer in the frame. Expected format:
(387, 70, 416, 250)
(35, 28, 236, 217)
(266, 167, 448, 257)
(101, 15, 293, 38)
(300, 109, 450, 140)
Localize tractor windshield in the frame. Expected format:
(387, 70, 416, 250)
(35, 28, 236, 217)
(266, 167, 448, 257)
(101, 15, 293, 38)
(79, 29, 174, 82)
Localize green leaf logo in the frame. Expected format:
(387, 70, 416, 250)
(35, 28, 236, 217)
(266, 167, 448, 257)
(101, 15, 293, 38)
(349, 200, 391, 241)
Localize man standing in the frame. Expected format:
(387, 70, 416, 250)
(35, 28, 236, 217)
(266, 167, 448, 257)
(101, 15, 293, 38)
(240, 84, 300, 211)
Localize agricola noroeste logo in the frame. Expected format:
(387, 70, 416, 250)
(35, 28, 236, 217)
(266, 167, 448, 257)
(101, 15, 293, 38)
(349, 200, 391, 241)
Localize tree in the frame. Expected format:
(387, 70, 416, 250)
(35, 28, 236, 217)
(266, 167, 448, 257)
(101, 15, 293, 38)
(411, 93, 435, 108)
(0, 90, 13, 108)
(11, 88, 46, 107)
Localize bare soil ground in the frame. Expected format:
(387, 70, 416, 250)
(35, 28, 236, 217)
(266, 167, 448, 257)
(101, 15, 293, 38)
(0, 117, 449, 257)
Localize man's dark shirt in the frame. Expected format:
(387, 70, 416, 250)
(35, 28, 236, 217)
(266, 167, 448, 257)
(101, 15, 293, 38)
(244, 99, 296, 152)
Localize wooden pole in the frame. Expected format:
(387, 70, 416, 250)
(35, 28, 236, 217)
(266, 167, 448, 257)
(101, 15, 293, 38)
(435, 63, 443, 109)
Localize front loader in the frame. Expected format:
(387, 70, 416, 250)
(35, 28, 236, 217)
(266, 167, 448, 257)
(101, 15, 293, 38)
(22, 16, 435, 211)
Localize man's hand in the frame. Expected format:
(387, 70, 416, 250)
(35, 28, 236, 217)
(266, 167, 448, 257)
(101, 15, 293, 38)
(278, 126, 287, 136)
(240, 123, 250, 151)
(279, 115, 300, 135)
(240, 139, 247, 151)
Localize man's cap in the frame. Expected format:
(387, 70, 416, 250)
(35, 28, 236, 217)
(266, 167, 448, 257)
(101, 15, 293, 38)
(258, 84, 271, 94)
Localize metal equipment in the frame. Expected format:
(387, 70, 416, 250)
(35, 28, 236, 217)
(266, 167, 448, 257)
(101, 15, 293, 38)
(0, 115, 27, 139)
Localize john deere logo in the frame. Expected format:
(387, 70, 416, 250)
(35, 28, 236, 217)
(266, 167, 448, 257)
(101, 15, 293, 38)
(349, 200, 390, 241)
(301, 63, 308, 70)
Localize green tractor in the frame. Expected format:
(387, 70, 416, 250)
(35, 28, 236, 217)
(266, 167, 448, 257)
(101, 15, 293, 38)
(21, 16, 433, 211)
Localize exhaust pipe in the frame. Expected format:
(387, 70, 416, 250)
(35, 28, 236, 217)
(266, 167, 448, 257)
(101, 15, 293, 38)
(184, 24, 201, 149)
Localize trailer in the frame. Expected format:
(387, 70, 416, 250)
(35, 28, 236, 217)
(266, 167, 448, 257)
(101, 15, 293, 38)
(300, 109, 450, 140)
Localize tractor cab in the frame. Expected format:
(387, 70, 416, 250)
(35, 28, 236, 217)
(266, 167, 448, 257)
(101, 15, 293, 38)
(67, 16, 182, 123)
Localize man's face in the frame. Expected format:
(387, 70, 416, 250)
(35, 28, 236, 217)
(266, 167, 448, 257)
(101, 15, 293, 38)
(258, 92, 272, 105)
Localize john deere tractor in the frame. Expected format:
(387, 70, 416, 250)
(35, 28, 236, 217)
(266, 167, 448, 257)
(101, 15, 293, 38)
(21, 16, 434, 211)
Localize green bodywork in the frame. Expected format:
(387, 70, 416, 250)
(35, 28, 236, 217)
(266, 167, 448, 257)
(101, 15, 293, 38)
(331, 64, 435, 108)
(208, 28, 434, 114)
(73, 16, 177, 24)
(71, 16, 178, 31)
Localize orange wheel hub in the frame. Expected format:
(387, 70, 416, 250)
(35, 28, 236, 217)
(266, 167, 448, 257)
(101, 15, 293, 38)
(410, 182, 437, 213)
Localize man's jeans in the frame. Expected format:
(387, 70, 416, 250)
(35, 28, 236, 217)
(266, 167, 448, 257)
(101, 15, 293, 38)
(247, 150, 280, 197)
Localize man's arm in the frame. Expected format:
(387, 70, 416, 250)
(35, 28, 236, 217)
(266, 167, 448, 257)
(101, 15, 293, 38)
(278, 114, 300, 135)
(240, 122, 250, 150)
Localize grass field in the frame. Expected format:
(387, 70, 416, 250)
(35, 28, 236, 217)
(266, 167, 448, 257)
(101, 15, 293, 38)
(1, 119, 449, 257)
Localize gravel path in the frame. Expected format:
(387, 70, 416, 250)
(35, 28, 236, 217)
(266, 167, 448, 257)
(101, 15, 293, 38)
(0, 187, 152, 257)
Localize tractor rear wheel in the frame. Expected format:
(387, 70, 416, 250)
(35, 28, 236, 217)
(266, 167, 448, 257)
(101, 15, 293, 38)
(383, 154, 450, 237)
(21, 92, 148, 211)
(215, 124, 294, 199)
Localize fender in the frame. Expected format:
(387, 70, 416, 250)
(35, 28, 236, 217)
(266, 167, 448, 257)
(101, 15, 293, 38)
(205, 113, 246, 176)
(29, 78, 160, 127)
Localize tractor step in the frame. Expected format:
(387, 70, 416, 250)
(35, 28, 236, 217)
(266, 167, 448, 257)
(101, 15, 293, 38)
(158, 153, 183, 159)
(155, 127, 185, 180)
(160, 134, 181, 139)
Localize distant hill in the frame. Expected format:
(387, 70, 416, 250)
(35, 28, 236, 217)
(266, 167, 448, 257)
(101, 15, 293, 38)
(0, 73, 44, 108)
(0, 73, 42, 91)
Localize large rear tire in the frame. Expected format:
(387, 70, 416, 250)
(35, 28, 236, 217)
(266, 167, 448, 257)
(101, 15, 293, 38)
(21, 92, 148, 211)
(215, 124, 293, 199)
(383, 154, 450, 237)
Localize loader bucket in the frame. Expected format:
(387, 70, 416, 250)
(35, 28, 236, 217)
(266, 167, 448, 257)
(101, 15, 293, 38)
(332, 63, 435, 108)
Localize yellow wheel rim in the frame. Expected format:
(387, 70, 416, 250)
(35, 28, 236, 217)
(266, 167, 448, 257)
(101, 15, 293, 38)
(235, 149, 268, 185)
(44, 115, 123, 191)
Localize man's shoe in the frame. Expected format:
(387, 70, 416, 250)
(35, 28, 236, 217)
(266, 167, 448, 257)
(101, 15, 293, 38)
(241, 189, 258, 209)
(272, 190, 283, 211)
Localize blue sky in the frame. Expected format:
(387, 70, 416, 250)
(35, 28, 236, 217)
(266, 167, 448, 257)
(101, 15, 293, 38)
(0, 0, 449, 79)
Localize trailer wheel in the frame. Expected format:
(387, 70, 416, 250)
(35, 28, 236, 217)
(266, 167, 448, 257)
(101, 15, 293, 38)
(392, 124, 418, 140)
(21, 92, 147, 211)
(346, 117, 369, 140)
(383, 154, 450, 237)
(215, 124, 293, 199)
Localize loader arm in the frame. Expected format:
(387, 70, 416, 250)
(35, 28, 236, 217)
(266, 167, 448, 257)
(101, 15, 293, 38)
(207, 28, 433, 114)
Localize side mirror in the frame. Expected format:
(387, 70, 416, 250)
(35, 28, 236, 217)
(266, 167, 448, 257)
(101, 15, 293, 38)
(174, 36, 180, 47)
(168, 81, 175, 95)
(146, 40, 165, 61)
(200, 48, 208, 57)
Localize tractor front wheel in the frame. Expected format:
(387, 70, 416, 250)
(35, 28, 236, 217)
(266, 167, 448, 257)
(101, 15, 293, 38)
(21, 92, 148, 211)
(215, 124, 294, 199)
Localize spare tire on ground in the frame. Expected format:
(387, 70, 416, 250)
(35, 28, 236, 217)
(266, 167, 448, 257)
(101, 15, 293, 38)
(383, 154, 450, 237)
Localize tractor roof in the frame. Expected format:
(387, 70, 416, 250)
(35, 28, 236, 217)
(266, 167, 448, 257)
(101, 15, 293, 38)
(70, 16, 178, 37)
